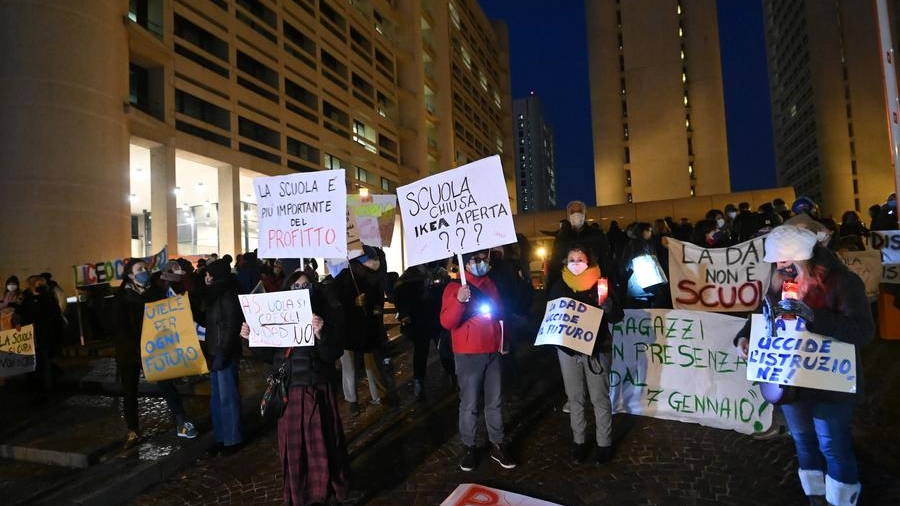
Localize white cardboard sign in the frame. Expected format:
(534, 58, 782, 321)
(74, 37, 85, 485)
(238, 291, 314, 348)
(534, 297, 604, 356)
(396, 155, 515, 266)
(254, 170, 347, 259)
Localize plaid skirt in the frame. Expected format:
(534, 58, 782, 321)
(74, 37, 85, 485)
(278, 382, 350, 506)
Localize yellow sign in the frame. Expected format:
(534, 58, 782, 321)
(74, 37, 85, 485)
(140, 295, 209, 381)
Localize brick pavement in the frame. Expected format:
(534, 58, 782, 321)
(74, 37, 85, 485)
(125, 335, 900, 506)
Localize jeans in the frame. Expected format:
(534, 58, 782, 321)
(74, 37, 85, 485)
(782, 398, 858, 483)
(210, 360, 243, 446)
(340, 350, 390, 403)
(455, 352, 504, 447)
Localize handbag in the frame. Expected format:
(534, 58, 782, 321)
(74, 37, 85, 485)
(259, 348, 293, 418)
(760, 382, 797, 405)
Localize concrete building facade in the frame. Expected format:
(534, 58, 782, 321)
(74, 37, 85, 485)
(763, 0, 894, 216)
(513, 94, 557, 212)
(586, 0, 730, 206)
(0, 0, 513, 292)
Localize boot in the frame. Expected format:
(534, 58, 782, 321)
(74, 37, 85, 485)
(825, 475, 860, 506)
(798, 469, 826, 497)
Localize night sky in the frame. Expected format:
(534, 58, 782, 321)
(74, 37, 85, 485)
(478, 0, 777, 208)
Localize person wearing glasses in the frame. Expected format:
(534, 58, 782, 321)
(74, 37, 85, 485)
(440, 250, 516, 472)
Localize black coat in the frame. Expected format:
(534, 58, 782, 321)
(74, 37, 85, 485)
(334, 262, 385, 352)
(546, 273, 624, 356)
(202, 276, 244, 368)
(112, 283, 166, 364)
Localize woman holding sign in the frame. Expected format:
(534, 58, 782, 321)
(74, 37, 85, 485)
(241, 270, 349, 506)
(734, 225, 874, 506)
(547, 245, 624, 465)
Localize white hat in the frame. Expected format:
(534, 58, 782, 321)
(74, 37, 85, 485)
(763, 225, 817, 263)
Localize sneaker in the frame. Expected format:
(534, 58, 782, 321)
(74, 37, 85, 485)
(572, 443, 588, 464)
(595, 445, 612, 464)
(123, 430, 141, 450)
(490, 443, 517, 469)
(459, 445, 477, 472)
(562, 401, 571, 414)
(177, 421, 198, 439)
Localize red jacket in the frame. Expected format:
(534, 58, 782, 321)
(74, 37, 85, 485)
(440, 275, 503, 354)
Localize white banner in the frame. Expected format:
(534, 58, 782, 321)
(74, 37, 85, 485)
(610, 309, 772, 434)
(746, 314, 858, 394)
(837, 250, 881, 297)
(882, 264, 900, 284)
(871, 230, 900, 264)
(396, 155, 515, 266)
(534, 297, 604, 355)
(254, 170, 347, 259)
(238, 291, 314, 347)
(348, 194, 397, 247)
(667, 237, 770, 312)
(0, 325, 35, 378)
(440, 484, 563, 506)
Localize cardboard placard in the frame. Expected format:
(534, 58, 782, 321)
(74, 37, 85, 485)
(140, 295, 209, 381)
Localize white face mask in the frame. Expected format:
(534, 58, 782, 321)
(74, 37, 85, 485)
(727, 211, 737, 219)
(569, 212, 585, 229)
(716, 218, 726, 228)
(567, 261, 588, 276)
(6, 284, 17, 292)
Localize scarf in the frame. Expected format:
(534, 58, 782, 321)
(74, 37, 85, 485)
(562, 265, 602, 293)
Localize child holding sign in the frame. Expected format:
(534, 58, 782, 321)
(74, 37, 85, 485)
(733, 225, 874, 506)
(547, 245, 623, 465)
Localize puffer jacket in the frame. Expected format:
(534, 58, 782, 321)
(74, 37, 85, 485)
(440, 275, 503, 354)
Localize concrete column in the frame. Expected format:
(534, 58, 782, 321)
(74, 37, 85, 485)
(0, 0, 130, 294)
(150, 145, 178, 256)
(218, 165, 242, 256)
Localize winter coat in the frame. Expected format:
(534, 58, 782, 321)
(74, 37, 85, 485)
(393, 265, 448, 338)
(112, 283, 166, 364)
(202, 276, 244, 369)
(734, 247, 874, 404)
(440, 275, 503, 354)
(546, 272, 624, 356)
(334, 262, 385, 352)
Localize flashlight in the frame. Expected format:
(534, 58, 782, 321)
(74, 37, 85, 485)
(479, 303, 492, 317)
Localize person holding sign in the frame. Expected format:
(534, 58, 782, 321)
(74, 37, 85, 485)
(733, 225, 874, 506)
(240, 269, 349, 506)
(547, 245, 623, 464)
(440, 250, 516, 472)
(200, 257, 245, 455)
(113, 259, 198, 449)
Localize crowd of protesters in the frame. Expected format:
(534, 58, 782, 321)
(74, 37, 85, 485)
(2, 192, 893, 506)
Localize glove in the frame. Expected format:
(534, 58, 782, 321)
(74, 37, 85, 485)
(774, 299, 815, 323)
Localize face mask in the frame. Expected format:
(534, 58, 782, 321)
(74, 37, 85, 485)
(468, 261, 489, 277)
(134, 271, 151, 286)
(716, 218, 726, 229)
(777, 264, 798, 279)
(6, 284, 17, 292)
(569, 212, 585, 229)
(727, 211, 737, 219)
(567, 261, 588, 276)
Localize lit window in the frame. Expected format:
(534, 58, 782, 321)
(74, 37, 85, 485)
(682, 73, 687, 83)
(678, 28, 683, 37)
(680, 50, 685, 60)
(677, 4, 682, 14)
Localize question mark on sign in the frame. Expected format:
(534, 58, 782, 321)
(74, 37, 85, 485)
(438, 231, 450, 251)
(456, 227, 466, 249)
(474, 223, 483, 244)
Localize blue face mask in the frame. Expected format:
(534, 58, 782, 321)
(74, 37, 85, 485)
(134, 271, 151, 286)
(469, 261, 490, 277)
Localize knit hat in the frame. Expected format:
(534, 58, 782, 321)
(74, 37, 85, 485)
(205, 258, 231, 279)
(763, 225, 817, 263)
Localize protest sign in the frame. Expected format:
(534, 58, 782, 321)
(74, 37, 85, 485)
(73, 246, 168, 287)
(882, 264, 900, 284)
(440, 484, 563, 506)
(396, 155, 515, 266)
(238, 290, 314, 348)
(345, 206, 363, 259)
(348, 194, 397, 247)
(254, 170, 347, 259)
(609, 309, 772, 434)
(871, 230, 900, 264)
(140, 295, 208, 382)
(667, 237, 770, 312)
(534, 297, 604, 355)
(746, 314, 857, 393)
(0, 325, 35, 378)
(837, 250, 881, 297)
